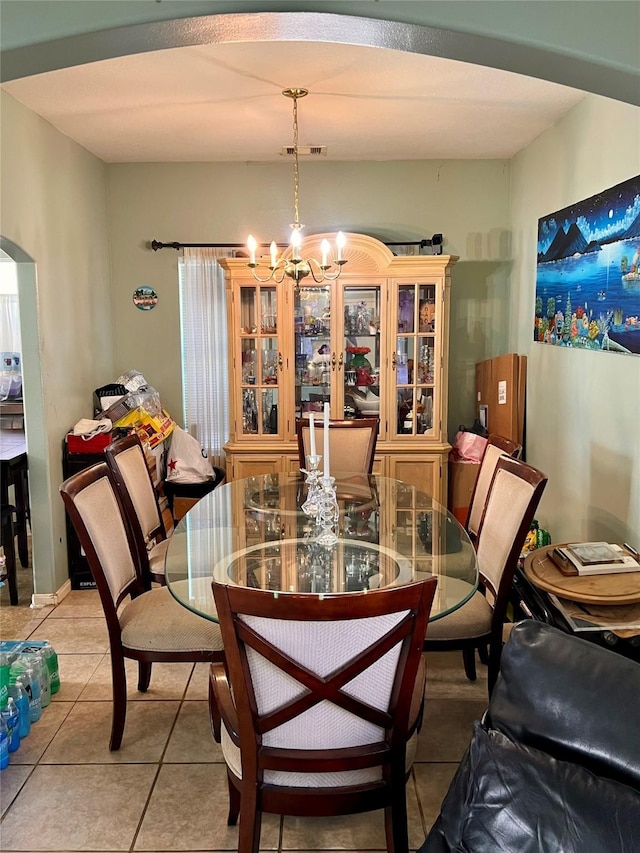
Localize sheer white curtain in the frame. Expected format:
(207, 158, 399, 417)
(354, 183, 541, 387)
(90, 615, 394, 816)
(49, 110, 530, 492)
(178, 247, 229, 469)
(0, 294, 21, 354)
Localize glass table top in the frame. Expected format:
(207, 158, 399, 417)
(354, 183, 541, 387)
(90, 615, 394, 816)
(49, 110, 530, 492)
(164, 473, 478, 623)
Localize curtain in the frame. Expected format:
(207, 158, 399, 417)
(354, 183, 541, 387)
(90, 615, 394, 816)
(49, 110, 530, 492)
(0, 294, 21, 355)
(178, 247, 229, 469)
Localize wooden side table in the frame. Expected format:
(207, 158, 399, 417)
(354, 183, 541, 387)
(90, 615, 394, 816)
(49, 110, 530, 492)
(523, 545, 640, 639)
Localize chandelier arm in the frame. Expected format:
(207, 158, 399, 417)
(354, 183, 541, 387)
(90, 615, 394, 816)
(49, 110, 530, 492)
(249, 267, 278, 284)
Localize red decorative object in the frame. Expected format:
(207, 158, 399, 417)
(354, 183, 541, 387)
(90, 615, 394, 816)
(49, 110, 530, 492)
(346, 346, 371, 355)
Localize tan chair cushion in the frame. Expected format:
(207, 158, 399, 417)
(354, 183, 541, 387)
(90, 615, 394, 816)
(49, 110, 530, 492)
(119, 586, 223, 653)
(424, 591, 493, 641)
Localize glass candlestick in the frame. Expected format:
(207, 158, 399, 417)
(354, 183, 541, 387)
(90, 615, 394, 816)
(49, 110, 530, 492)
(316, 475, 340, 547)
(301, 454, 322, 516)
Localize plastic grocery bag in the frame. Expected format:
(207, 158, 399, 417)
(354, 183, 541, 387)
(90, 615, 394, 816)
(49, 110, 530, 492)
(166, 426, 216, 484)
(450, 429, 487, 463)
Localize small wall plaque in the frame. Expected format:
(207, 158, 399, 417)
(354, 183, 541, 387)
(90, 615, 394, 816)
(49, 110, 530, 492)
(133, 286, 158, 310)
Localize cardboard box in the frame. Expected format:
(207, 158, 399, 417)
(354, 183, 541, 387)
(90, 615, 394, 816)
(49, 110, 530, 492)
(448, 461, 480, 525)
(475, 353, 527, 448)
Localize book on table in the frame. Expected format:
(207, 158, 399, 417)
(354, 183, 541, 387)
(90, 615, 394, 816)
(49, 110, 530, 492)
(551, 543, 640, 576)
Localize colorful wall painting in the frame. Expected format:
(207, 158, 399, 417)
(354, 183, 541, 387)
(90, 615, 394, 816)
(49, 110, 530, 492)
(534, 175, 640, 355)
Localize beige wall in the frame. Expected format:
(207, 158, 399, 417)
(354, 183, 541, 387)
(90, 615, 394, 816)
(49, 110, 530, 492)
(107, 159, 512, 432)
(510, 95, 640, 543)
(0, 90, 113, 595)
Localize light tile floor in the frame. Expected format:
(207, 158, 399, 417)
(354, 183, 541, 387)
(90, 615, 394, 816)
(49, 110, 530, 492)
(0, 589, 489, 852)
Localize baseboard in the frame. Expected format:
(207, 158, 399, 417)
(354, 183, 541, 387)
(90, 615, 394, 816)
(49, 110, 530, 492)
(32, 578, 72, 608)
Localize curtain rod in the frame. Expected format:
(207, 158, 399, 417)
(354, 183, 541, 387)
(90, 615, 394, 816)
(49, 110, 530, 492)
(150, 238, 437, 252)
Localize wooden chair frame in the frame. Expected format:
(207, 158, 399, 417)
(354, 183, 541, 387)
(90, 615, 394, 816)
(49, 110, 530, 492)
(425, 455, 546, 693)
(60, 461, 223, 750)
(210, 578, 437, 853)
(296, 417, 379, 474)
(104, 433, 168, 585)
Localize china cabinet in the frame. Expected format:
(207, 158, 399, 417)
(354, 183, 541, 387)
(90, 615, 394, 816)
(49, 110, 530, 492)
(218, 233, 457, 503)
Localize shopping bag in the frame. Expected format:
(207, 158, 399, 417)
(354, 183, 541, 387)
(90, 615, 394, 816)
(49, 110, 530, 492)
(166, 426, 215, 484)
(450, 430, 487, 463)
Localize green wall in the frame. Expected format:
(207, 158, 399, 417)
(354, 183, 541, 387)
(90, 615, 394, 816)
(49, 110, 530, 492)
(107, 159, 511, 433)
(0, 91, 113, 598)
(510, 95, 640, 544)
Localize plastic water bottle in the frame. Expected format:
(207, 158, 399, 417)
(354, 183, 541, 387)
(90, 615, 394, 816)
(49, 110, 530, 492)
(24, 667, 41, 723)
(0, 652, 10, 709)
(41, 643, 60, 694)
(8, 681, 30, 739)
(32, 652, 51, 709)
(0, 713, 9, 769)
(2, 697, 20, 753)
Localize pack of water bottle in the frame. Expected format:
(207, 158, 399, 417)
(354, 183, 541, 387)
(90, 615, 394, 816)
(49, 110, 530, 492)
(0, 640, 60, 768)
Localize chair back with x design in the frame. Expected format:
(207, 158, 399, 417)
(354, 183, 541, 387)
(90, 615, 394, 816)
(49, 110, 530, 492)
(210, 578, 437, 853)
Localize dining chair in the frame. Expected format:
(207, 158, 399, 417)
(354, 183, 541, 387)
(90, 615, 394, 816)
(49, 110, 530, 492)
(104, 433, 171, 586)
(296, 417, 379, 474)
(465, 433, 522, 542)
(60, 461, 224, 751)
(424, 455, 547, 693)
(209, 577, 438, 853)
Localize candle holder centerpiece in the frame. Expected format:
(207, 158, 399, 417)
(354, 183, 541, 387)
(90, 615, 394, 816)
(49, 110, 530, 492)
(301, 454, 322, 517)
(315, 475, 340, 547)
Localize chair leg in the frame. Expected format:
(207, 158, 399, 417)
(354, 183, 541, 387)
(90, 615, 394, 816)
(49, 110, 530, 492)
(109, 654, 128, 751)
(478, 643, 489, 665)
(237, 784, 261, 853)
(462, 645, 477, 681)
(137, 661, 152, 692)
(226, 770, 241, 826)
(1, 509, 18, 605)
(384, 783, 409, 853)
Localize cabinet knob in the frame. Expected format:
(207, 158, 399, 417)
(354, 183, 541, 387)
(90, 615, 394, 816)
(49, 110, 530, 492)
(337, 352, 344, 369)
(391, 352, 397, 370)
(331, 352, 337, 371)
(278, 352, 283, 371)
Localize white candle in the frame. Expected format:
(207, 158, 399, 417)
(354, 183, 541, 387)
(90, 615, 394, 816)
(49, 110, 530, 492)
(247, 234, 257, 264)
(309, 412, 316, 456)
(269, 241, 278, 268)
(336, 231, 346, 261)
(323, 402, 330, 478)
(321, 239, 330, 268)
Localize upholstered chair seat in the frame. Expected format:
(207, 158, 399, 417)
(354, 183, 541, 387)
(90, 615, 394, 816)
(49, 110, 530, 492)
(424, 456, 547, 693)
(60, 461, 224, 750)
(209, 579, 437, 853)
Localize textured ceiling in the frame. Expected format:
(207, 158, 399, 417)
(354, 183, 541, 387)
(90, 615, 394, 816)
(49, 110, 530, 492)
(2, 40, 587, 163)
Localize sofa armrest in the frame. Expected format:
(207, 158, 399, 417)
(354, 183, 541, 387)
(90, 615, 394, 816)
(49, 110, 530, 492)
(488, 620, 640, 790)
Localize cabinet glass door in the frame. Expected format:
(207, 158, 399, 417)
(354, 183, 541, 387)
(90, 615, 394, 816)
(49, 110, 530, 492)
(342, 285, 382, 420)
(392, 282, 438, 438)
(293, 285, 332, 421)
(238, 285, 281, 437)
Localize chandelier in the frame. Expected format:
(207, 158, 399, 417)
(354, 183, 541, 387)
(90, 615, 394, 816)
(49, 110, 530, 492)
(246, 88, 347, 285)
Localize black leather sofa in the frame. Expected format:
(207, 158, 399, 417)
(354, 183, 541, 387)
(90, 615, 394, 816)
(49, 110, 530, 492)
(420, 620, 640, 853)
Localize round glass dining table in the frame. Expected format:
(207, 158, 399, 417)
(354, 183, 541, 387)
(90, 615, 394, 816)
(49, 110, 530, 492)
(164, 472, 478, 622)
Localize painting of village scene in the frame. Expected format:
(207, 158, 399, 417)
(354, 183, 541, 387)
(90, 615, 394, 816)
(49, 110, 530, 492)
(534, 175, 640, 355)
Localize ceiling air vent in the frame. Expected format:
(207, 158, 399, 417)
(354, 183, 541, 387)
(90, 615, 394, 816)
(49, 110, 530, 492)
(281, 145, 327, 156)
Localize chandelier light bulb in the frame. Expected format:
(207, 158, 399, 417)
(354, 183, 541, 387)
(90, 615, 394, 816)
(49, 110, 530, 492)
(247, 234, 257, 265)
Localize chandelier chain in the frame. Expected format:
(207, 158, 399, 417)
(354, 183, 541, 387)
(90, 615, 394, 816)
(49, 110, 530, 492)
(292, 94, 300, 229)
